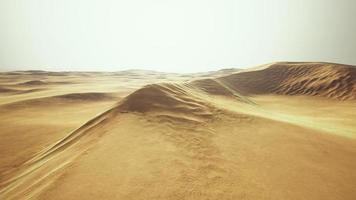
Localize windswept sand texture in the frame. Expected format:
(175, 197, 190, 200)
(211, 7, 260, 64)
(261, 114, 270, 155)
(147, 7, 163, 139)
(0, 62, 356, 200)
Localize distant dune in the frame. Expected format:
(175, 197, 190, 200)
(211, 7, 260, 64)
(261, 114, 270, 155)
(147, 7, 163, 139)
(121, 62, 356, 116)
(17, 80, 47, 86)
(0, 86, 43, 95)
(55, 92, 116, 101)
(1, 93, 116, 110)
(219, 62, 356, 100)
(0, 87, 18, 93)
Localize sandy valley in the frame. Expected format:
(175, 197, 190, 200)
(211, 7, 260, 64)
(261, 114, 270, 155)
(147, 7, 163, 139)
(0, 62, 356, 200)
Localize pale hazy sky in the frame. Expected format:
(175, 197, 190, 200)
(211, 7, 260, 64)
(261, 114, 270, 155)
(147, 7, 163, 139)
(0, 0, 355, 72)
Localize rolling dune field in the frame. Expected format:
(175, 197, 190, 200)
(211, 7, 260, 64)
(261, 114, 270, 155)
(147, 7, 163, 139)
(1, 62, 356, 200)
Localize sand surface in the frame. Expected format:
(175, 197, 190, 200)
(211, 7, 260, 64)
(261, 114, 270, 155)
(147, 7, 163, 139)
(1, 63, 356, 200)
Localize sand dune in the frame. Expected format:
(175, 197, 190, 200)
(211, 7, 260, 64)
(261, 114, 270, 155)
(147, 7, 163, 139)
(219, 62, 356, 100)
(0, 86, 43, 96)
(1, 93, 116, 110)
(190, 79, 235, 96)
(0, 87, 18, 93)
(54, 92, 116, 102)
(17, 80, 48, 86)
(0, 62, 356, 200)
(118, 84, 210, 114)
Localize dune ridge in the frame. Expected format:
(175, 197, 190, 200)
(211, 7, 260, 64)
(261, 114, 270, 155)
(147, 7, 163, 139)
(219, 62, 356, 100)
(0, 81, 224, 198)
(118, 84, 207, 112)
(116, 83, 216, 123)
(0, 105, 116, 200)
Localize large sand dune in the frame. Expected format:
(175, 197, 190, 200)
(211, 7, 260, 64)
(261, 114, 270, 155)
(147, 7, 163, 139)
(219, 62, 356, 99)
(0, 62, 356, 200)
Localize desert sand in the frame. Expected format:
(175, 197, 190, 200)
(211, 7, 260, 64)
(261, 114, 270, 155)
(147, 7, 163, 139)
(0, 62, 356, 200)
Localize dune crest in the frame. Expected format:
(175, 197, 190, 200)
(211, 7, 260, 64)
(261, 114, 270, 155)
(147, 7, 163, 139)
(116, 83, 215, 123)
